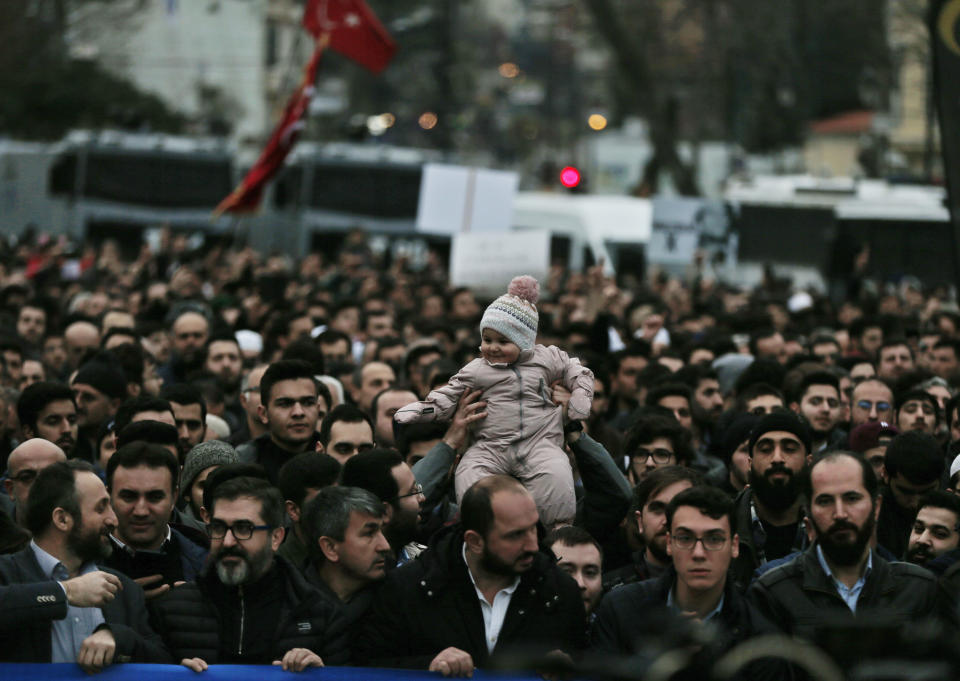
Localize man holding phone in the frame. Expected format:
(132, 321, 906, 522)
(103, 442, 208, 599)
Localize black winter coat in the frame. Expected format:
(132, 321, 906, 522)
(353, 525, 586, 669)
(589, 569, 785, 681)
(149, 555, 348, 664)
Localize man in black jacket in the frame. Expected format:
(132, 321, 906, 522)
(149, 475, 347, 671)
(748, 451, 938, 640)
(354, 475, 585, 675)
(591, 486, 781, 681)
(0, 460, 170, 671)
(236, 360, 322, 484)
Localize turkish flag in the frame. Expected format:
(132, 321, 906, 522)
(302, 0, 396, 74)
(214, 43, 325, 215)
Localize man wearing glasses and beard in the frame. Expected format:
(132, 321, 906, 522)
(149, 476, 348, 671)
(731, 412, 812, 590)
(749, 452, 938, 639)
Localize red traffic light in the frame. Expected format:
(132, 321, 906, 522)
(560, 166, 581, 188)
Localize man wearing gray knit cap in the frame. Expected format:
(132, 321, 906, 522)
(181, 441, 239, 523)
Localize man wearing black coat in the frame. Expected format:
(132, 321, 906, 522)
(591, 486, 781, 681)
(354, 475, 585, 675)
(0, 460, 170, 671)
(150, 475, 347, 671)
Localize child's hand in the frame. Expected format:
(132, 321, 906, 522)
(443, 390, 487, 451)
(550, 381, 572, 424)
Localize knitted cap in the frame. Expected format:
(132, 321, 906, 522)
(748, 411, 812, 454)
(479, 275, 540, 351)
(181, 440, 239, 493)
(72, 362, 127, 400)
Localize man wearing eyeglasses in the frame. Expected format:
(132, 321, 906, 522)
(341, 448, 426, 565)
(591, 486, 780, 677)
(3, 438, 66, 524)
(849, 378, 895, 429)
(150, 475, 347, 671)
(237, 360, 322, 484)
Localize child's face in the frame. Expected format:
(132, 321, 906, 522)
(480, 328, 521, 364)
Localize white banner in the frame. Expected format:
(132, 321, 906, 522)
(450, 231, 550, 296)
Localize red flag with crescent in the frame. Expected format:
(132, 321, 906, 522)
(302, 0, 396, 74)
(214, 41, 325, 215)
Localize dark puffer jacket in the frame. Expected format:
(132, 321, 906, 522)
(353, 524, 586, 669)
(149, 555, 348, 664)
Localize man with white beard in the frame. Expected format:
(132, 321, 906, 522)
(149, 475, 348, 671)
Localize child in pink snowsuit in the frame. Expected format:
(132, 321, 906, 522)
(394, 276, 593, 526)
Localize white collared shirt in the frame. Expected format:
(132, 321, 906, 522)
(462, 544, 521, 653)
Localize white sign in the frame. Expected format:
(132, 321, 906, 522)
(417, 163, 519, 235)
(450, 231, 550, 296)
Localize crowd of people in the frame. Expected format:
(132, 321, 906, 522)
(2, 228, 960, 678)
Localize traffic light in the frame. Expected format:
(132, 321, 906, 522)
(559, 166, 581, 188)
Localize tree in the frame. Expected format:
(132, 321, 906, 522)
(0, 0, 184, 140)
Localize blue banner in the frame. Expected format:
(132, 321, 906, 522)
(0, 665, 544, 681)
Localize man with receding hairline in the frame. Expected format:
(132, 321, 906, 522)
(355, 475, 584, 675)
(748, 451, 938, 639)
(4, 438, 66, 524)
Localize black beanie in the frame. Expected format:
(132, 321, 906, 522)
(73, 362, 127, 400)
(721, 413, 762, 463)
(748, 411, 812, 454)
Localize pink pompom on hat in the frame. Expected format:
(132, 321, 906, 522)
(479, 275, 540, 351)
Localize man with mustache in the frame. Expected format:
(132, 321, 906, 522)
(149, 475, 348, 671)
(0, 460, 170, 669)
(354, 475, 585, 675)
(877, 432, 944, 559)
(302, 486, 392, 640)
(18, 382, 79, 459)
(748, 452, 938, 640)
(731, 412, 812, 590)
(904, 491, 960, 570)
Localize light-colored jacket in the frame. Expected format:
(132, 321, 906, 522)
(395, 344, 594, 454)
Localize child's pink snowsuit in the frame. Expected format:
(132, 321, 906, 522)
(394, 344, 593, 526)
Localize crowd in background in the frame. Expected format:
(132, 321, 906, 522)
(3, 226, 960, 678)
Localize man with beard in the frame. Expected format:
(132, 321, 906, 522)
(149, 475, 347, 670)
(603, 466, 702, 590)
(71, 362, 127, 463)
(731, 412, 812, 590)
(748, 452, 938, 639)
(894, 389, 939, 436)
(877, 432, 944, 558)
(158, 309, 209, 387)
(161, 384, 207, 461)
(17, 382, 79, 458)
(904, 491, 960, 569)
(236, 360, 322, 484)
(354, 475, 585, 673)
(789, 371, 845, 453)
(341, 448, 426, 565)
(0, 460, 170, 667)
